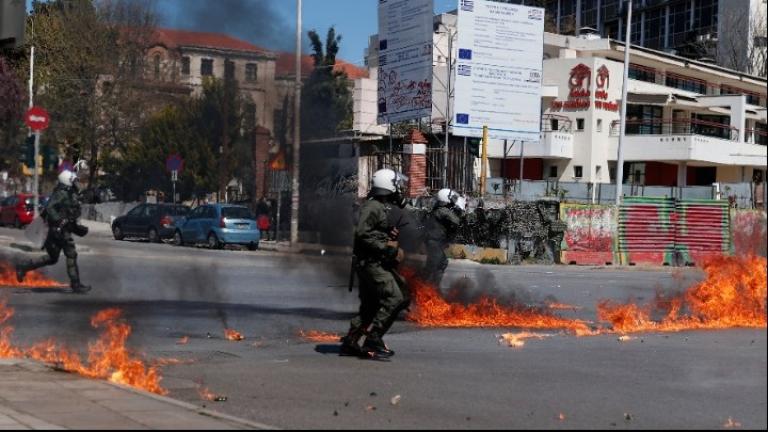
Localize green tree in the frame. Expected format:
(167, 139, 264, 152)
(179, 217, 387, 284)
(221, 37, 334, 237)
(301, 27, 352, 139)
(0, 56, 24, 171)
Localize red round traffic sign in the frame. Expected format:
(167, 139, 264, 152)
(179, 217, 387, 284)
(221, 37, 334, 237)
(24, 106, 50, 131)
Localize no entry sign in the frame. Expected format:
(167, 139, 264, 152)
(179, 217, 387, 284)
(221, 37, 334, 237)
(24, 106, 50, 131)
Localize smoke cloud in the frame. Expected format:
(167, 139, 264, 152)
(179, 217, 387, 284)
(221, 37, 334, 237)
(158, 0, 298, 52)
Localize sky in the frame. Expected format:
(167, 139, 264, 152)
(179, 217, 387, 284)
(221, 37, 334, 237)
(27, 0, 459, 66)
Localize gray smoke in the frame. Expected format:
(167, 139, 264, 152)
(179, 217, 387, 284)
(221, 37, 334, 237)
(159, 0, 299, 52)
(444, 268, 558, 310)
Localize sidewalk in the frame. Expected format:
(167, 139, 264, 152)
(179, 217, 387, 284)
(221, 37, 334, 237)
(0, 360, 274, 430)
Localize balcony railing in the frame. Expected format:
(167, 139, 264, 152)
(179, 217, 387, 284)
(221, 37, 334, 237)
(745, 128, 768, 146)
(542, 114, 573, 133)
(609, 119, 740, 141)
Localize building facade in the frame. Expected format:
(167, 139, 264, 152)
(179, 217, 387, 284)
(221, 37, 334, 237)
(352, 11, 767, 193)
(541, 0, 767, 77)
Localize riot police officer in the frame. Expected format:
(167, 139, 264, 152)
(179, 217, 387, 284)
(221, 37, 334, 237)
(421, 189, 466, 288)
(341, 168, 410, 359)
(16, 169, 91, 294)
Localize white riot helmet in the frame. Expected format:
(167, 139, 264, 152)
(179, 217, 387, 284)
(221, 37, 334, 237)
(455, 196, 467, 212)
(436, 188, 459, 207)
(371, 169, 409, 207)
(58, 170, 78, 188)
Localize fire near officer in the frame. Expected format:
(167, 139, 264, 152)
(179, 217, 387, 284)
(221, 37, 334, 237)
(16, 169, 91, 294)
(341, 168, 410, 359)
(421, 189, 466, 288)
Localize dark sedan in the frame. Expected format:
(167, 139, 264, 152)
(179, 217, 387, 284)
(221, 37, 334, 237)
(112, 203, 190, 243)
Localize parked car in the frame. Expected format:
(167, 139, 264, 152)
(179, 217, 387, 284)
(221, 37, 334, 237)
(112, 203, 191, 243)
(173, 204, 260, 250)
(0, 194, 37, 228)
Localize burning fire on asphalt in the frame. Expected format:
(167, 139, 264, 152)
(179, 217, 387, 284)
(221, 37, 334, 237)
(0, 263, 67, 289)
(404, 256, 767, 342)
(224, 329, 245, 341)
(498, 332, 552, 348)
(298, 329, 341, 343)
(0, 300, 168, 395)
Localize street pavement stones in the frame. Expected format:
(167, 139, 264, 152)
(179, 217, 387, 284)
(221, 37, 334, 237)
(0, 360, 276, 430)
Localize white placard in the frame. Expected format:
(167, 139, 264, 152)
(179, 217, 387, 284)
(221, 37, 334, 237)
(377, 0, 434, 125)
(453, 0, 544, 141)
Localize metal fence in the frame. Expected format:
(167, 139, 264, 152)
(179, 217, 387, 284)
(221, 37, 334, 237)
(484, 179, 765, 209)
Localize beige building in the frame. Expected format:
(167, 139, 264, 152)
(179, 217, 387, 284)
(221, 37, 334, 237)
(145, 28, 279, 134)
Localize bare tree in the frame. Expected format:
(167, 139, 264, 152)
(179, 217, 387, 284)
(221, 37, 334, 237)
(718, 6, 767, 77)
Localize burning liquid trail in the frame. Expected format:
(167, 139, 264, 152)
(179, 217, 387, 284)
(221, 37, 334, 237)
(0, 301, 168, 395)
(404, 256, 766, 336)
(224, 329, 244, 341)
(297, 330, 341, 343)
(0, 263, 67, 288)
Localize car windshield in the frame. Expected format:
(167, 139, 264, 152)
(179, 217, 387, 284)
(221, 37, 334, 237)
(222, 207, 253, 220)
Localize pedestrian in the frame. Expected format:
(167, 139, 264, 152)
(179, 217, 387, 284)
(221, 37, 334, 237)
(340, 168, 410, 359)
(256, 196, 271, 240)
(15, 170, 92, 294)
(421, 189, 466, 288)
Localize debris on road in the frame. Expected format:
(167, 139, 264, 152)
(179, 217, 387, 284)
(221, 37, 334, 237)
(224, 329, 245, 341)
(177, 336, 189, 345)
(498, 332, 553, 348)
(390, 395, 401, 406)
(558, 413, 566, 421)
(617, 335, 636, 342)
(723, 417, 742, 428)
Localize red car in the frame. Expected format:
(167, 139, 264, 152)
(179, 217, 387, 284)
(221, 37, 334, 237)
(0, 194, 37, 228)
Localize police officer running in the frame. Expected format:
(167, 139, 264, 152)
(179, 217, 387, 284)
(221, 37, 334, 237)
(421, 189, 466, 288)
(341, 169, 410, 359)
(16, 169, 91, 294)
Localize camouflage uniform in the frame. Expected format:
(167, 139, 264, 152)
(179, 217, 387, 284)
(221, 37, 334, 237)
(422, 205, 462, 287)
(18, 184, 85, 288)
(343, 197, 410, 354)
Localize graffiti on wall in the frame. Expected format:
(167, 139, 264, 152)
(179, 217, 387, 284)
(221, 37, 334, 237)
(732, 210, 768, 257)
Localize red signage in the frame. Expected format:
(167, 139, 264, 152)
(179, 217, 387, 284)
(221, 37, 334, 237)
(24, 106, 50, 131)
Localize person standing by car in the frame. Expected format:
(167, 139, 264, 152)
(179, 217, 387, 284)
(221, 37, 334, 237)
(340, 169, 410, 359)
(256, 196, 272, 241)
(15, 170, 91, 294)
(421, 189, 466, 288)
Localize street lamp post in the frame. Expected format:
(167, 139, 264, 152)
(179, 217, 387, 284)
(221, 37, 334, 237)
(615, 0, 633, 205)
(290, 0, 302, 246)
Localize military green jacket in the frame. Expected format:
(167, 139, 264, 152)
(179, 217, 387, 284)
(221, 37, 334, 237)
(425, 205, 462, 244)
(354, 198, 394, 261)
(44, 185, 81, 226)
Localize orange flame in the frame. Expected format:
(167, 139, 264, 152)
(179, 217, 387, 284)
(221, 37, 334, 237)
(597, 256, 767, 334)
(297, 329, 340, 343)
(224, 329, 244, 341)
(0, 263, 67, 288)
(723, 417, 742, 428)
(402, 268, 594, 336)
(0, 301, 167, 395)
(197, 385, 226, 402)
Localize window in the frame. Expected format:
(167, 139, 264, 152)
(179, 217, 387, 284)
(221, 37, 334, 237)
(181, 56, 190, 75)
(596, 165, 603, 179)
(549, 165, 558, 178)
(601, 0, 620, 21)
(596, 118, 603, 133)
(756, 36, 768, 48)
(581, 0, 598, 29)
(550, 118, 559, 131)
(201, 58, 214, 76)
(665, 73, 707, 94)
(721, 85, 761, 105)
(153, 54, 161, 80)
(628, 64, 656, 83)
(668, 1, 691, 47)
(576, 118, 585, 131)
(629, 11, 642, 44)
(693, 0, 718, 36)
(246, 63, 258, 82)
(225, 60, 235, 81)
(574, 166, 583, 178)
(643, 8, 664, 50)
(127, 206, 144, 217)
(244, 103, 257, 131)
(626, 105, 663, 134)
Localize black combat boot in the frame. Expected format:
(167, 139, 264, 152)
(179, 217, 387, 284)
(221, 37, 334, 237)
(339, 328, 364, 357)
(362, 330, 395, 358)
(15, 267, 27, 283)
(70, 282, 92, 294)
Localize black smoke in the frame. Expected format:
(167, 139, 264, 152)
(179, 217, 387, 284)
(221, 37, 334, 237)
(158, 0, 300, 52)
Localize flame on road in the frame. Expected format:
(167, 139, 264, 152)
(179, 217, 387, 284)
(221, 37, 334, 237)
(1, 301, 167, 395)
(0, 263, 67, 288)
(298, 329, 340, 343)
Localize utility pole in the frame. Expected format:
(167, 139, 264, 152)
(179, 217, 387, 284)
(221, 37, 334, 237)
(615, 0, 632, 205)
(480, 126, 488, 198)
(443, 27, 453, 189)
(29, 45, 40, 218)
(290, 0, 302, 246)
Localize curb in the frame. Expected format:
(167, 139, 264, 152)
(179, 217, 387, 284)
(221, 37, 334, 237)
(7, 359, 278, 430)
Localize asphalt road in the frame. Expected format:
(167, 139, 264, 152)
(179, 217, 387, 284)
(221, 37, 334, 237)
(1, 226, 766, 429)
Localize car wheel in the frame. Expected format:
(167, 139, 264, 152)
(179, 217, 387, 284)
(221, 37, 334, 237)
(207, 232, 222, 250)
(148, 227, 160, 243)
(173, 231, 184, 247)
(247, 242, 259, 251)
(13, 217, 21, 229)
(113, 225, 125, 241)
